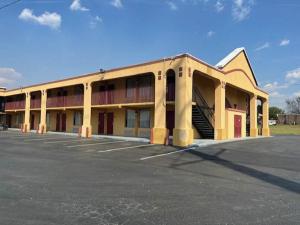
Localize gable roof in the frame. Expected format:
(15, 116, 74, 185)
(215, 47, 258, 86)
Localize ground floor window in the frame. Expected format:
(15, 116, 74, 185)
(16, 113, 23, 125)
(140, 109, 150, 128)
(73, 111, 82, 126)
(46, 112, 50, 128)
(125, 109, 136, 128)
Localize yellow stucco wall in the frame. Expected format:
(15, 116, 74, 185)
(226, 86, 248, 111)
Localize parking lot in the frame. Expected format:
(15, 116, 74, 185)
(0, 130, 300, 225)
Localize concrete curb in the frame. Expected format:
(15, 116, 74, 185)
(192, 136, 273, 148)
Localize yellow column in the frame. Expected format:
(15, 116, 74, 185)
(82, 82, 92, 138)
(23, 92, 31, 132)
(152, 71, 167, 144)
(39, 90, 47, 134)
(173, 65, 193, 147)
(214, 81, 226, 140)
(250, 94, 258, 137)
(262, 98, 270, 136)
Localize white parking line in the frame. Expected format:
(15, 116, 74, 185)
(24, 137, 77, 142)
(67, 140, 127, 148)
(44, 138, 98, 144)
(97, 144, 156, 153)
(140, 147, 195, 161)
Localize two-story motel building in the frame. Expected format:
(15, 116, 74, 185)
(0, 48, 270, 147)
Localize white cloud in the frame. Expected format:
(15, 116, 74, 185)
(19, 8, 61, 29)
(215, 0, 225, 12)
(167, 1, 178, 10)
(232, 0, 253, 21)
(255, 42, 270, 51)
(263, 81, 288, 92)
(207, 30, 215, 37)
(269, 91, 285, 98)
(294, 91, 300, 97)
(90, 16, 103, 29)
(70, 0, 89, 11)
(111, 0, 123, 8)
(0, 68, 22, 87)
(279, 39, 290, 46)
(285, 68, 300, 82)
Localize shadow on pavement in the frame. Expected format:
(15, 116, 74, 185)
(173, 148, 300, 194)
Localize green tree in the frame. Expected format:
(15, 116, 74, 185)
(269, 106, 284, 120)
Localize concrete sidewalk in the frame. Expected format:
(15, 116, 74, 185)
(193, 136, 272, 147)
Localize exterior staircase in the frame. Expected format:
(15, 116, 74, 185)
(192, 87, 215, 139)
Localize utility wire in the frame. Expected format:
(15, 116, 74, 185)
(0, 0, 21, 11)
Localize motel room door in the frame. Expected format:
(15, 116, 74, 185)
(56, 112, 67, 132)
(107, 112, 114, 135)
(234, 115, 242, 138)
(166, 110, 175, 135)
(98, 112, 105, 134)
(30, 114, 35, 130)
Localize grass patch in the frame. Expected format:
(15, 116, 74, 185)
(270, 125, 300, 135)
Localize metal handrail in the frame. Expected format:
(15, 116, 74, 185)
(192, 86, 215, 126)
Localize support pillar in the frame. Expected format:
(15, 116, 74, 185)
(82, 82, 92, 138)
(152, 71, 167, 144)
(173, 65, 193, 147)
(214, 80, 226, 140)
(39, 90, 47, 134)
(23, 92, 30, 133)
(262, 98, 270, 136)
(250, 94, 258, 137)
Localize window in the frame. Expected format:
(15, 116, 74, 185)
(126, 78, 136, 98)
(125, 109, 136, 128)
(73, 111, 82, 126)
(46, 112, 50, 128)
(139, 109, 150, 128)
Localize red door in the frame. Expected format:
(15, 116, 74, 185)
(107, 112, 114, 135)
(166, 110, 175, 135)
(7, 114, 12, 128)
(234, 115, 242, 138)
(61, 113, 66, 132)
(56, 113, 61, 131)
(30, 114, 35, 130)
(98, 112, 105, 134)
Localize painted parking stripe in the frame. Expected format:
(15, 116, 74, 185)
(67, 140, 127, 148)
(140, 147, 195, 161)
(97, 144, 156, 153)
(24, 137, 77, 142)
(44, 138, 98, 144)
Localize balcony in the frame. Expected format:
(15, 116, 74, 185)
(5, 101, 25, 110)
(30, 99, 41, 109)
(47, 95, 84, 108)
(92, 88, 154, 106)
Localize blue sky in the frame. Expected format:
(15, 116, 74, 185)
(0, 0, 299, 109)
